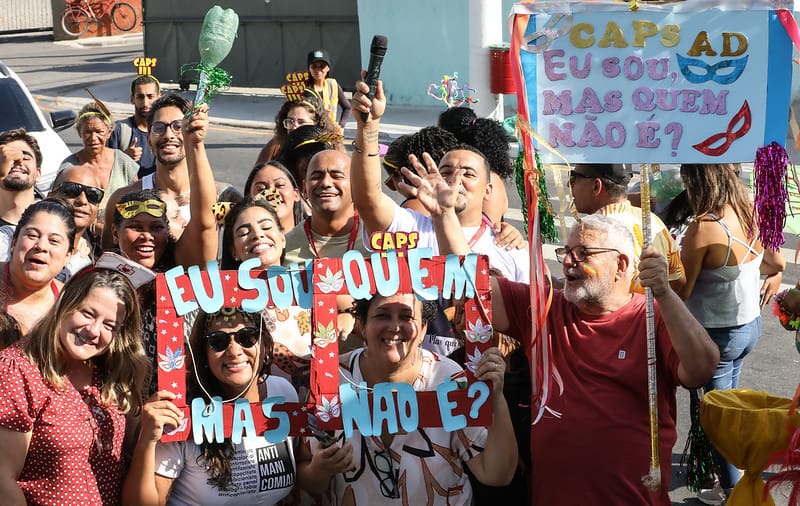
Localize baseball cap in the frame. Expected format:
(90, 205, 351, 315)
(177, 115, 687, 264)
(573, 163, 632, 186)
(308, 49, 331, 67)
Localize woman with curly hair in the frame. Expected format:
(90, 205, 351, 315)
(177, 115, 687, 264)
(438, 107, 513, 224)
(123, 307, 298, 505)
(254, 94, 337, 166)
(0, 267, 150, 505)
(219, 198, 314, 398)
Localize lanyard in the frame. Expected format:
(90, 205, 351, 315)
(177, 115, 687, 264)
(467, 214, 493, 248)
(304, 214, 360, 259)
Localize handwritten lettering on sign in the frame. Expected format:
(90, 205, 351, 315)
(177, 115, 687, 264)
(515, 4, 792, 163)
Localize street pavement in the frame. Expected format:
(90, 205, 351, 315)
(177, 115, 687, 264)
(3, 31, 800, 505)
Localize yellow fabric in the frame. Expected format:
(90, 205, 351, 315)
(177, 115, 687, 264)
(700, 389, 800, 506)
(321, 78, 339, 125)
(597, 200, 685, 293)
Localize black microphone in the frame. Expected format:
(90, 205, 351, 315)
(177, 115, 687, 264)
(361, 35, 388, 122)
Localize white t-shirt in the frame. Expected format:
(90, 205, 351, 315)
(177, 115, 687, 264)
(308, 349, 487, 505)
(375, 203, 530, 283)
(0, 224, 14, 262)
(155, 376, 298, 505)
(367, 203, 530, 356)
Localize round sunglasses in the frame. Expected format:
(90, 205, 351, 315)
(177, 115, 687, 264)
(56, 181, 105, 205)
(204, 326, 259, 352)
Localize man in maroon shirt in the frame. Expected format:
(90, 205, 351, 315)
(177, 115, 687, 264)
(399, 153, 719, 505)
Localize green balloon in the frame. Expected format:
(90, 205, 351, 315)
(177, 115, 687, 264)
(198, 6, 239, 68)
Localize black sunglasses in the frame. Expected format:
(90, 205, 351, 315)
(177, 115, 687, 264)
(150, 119, 184, 136)
(57, 181, 105, 205)
(568, 170, 595, 185)
(204, 326, 259, 352)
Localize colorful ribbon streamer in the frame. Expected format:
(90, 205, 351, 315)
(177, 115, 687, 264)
(511, 10, 559, 425)
(426, 72, 479, 108)
(754, 142, 789, 252)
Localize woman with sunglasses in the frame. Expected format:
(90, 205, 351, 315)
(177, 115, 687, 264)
(254, 94, 337, 166)
(48, 165, 105, 280)
(243, 161, 305, 232)
(297, 292, 517, 504)
(58, 102, 138, 215)
(0, 267, 149, 505)
(123, 307, 298, 505)
(0, 199, 75, 337)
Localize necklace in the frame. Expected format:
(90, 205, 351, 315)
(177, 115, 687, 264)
(304, 214, 360, 259)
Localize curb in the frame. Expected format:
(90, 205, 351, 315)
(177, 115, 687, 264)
(36, 93, 430, 138)
(53, 32, 143, 48)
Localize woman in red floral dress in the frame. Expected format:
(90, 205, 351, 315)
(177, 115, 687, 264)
(0, 268, 150, 505)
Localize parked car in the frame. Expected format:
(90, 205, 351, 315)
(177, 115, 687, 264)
(0, 61, 75, 193)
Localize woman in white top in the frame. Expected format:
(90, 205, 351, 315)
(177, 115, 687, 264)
(296, 292, 517, 505)
(677, 163, 785, 500)
(123, 307, 298, 505)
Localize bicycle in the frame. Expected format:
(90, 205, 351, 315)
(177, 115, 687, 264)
(61, 0, 138, 37)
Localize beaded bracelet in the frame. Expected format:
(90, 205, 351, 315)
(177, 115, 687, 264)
(773, 288, 800, 330)
(351, 139, 380, 157)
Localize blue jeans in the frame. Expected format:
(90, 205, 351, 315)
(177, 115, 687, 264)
(691, 317, 761, 492)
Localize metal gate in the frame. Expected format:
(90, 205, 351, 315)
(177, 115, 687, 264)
(142, 0, 361, 90)
(1, 0, 53, 33)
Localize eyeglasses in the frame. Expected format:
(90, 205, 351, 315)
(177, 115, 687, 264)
(204, 326, 259, 352)
(568, 170, 595, 186)
(56, 181, 105, 205)
(283, 117, 313, 129)
(115, 199, 166, 219)
(374, 450, 400, 499)
(150, 119, 184, 136)
(555, 245, 621, 264)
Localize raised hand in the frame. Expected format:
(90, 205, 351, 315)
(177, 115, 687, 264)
(183, 103, 210, 145)
(125, 136, 142, 161)
(351, 75, 386, 124)
(0, 144, 25, 179)
(397, 152, 462, 217)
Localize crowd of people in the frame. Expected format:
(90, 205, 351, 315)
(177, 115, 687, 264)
(0, 48, 788, 506)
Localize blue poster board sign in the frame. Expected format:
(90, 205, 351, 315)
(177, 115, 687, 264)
(513, 1, 795, 163)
